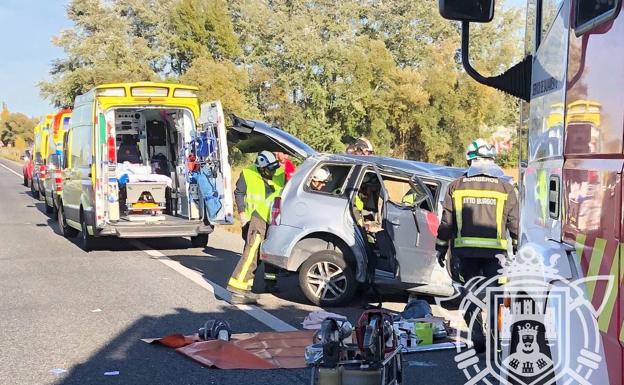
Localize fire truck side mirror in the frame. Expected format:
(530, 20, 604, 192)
(439, 0, 495, 23)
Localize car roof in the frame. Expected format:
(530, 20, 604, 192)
(316, 154, 467, 181)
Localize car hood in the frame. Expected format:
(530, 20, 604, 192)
(227, 116, 317, 159)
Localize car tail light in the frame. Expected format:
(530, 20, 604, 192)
(39, 164, 47, 178)
(55, 169, 62, 193)
(271, 197, 281, 225)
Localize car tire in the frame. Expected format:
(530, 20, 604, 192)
(299, 250, 356, 307)
(31, 179, 39, 199)
(190, 234, 209, 248)
(45, 197, 53, 214)
(51, 198, 58, 217)
(58, 203, 78, 238)
(80, 212, 96, 252)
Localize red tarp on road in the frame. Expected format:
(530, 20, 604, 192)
(145, 330, 315, 369)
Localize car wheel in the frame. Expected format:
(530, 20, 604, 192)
(299, 250, 356, 307)
(190, 234, 209, 248)
(51, 198, 59, 217)
(80, 213, 96, 252)
(58, 203, 78, 238)
(45, 196, 53, 214)
(31, 179, 39, 199)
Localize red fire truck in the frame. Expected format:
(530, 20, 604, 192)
(439, 1, 622, 384)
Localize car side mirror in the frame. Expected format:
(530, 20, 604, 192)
(439, 0, 495, 23)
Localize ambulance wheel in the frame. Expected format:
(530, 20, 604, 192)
(191, 234, 209, 248)
(31, 180, 39, 199)
(80, 211, 96, 252)
(51, 198, 58, 217)
(58, 203, 78, 238)
(299, 250, 356, 307)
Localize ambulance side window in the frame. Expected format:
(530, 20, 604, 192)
(70, 103, 93, 168)
(62, 131, 70, 169)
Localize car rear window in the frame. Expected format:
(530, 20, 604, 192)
(306, 164, 353, 196)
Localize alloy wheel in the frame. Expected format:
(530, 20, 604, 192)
(305, 261, 348, 301)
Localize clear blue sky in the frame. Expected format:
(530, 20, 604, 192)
(0, 0, 70, 118)
(0, 0, 527, 119)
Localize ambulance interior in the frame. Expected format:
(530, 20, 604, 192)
(110, 108, 191, 220)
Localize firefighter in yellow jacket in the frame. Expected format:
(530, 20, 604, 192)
(435, 138, 519, 352)
(227, 151, 285, 304)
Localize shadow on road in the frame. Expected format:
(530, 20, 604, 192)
(52, 308, 311, 385)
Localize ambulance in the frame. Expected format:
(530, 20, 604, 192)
(31, 114, 54, 200)
(439, 1, 623, 383)
(57, 82, 233, 251)
(43, 109, 72, 214)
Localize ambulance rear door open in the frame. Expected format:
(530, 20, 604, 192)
(196, 101, 234, 225)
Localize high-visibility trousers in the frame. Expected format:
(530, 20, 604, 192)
(227, 215, 277, 294)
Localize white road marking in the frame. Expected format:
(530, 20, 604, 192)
(129, 240, 297, 332)
(0, 162, 22, 178)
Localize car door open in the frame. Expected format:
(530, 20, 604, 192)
(378, 171, 440, 286)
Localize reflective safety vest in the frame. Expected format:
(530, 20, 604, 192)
(242, 165, 285, 222)
(452, 189, 509, 250)
(354, 195, 364, 211)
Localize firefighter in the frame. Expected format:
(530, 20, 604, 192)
(354, 137, 374, 155)
(435, 138, 519, 352)
(309, 167, 331, 192)
(227, 151, 285, 304)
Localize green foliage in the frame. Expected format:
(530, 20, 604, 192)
(39, 0, 159, 107)
(41, 0, 523, 167)
(169, 0, 241, 74)
(1, 112, 38, 146)
(180, 56, 257, 117)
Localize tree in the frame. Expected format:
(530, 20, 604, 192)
(39, 0, 159, 107)
(180, 56, 257, 117)
(228, 0, 523, 161)
(39, 0, 524, 165)
(169, 0, 241, 74)
(1, 113, 37, 146)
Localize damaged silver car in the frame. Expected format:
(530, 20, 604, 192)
(228, 118, 465, 306)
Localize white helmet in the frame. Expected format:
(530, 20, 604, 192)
(355, 137, 374, 153)
(255, 150, 279, 170)
(466, 138, 496, 162)
(311, 167, 331, 183)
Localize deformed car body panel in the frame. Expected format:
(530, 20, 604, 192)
(261, 151, 466, 297)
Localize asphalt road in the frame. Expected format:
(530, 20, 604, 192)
(0, 158, 471, 385)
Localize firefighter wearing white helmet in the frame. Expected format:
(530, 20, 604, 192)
(227, 150, 285, 304)
(310, 167, 331, 191)
(435, 138, 519, 352)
